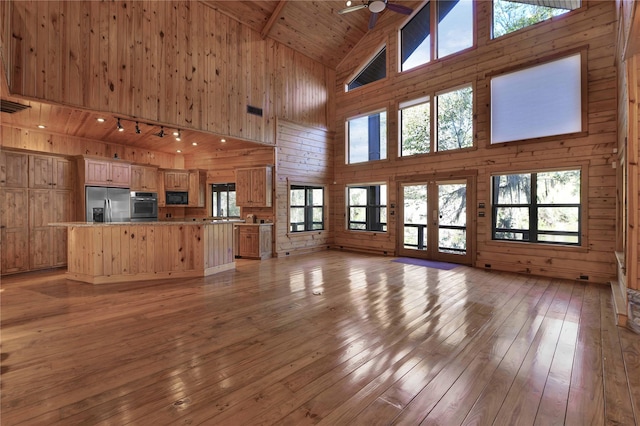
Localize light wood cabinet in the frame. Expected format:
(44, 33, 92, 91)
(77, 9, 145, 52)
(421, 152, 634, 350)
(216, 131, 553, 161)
(131, 165, 158, 191)
(1, 151, 76, 275)
(0, 188, 29, 273)
(82, 157, 131, 187)
(164, 170, 189, 191)
(0, 151, 28, 188)
(29, 189, 74, 270)
(188, 170, 207, 207)
(29, 154, 73, 189)
(237, 224, 272, 260)
(235, 166, 272, 207)
(157, 170, 166, 207)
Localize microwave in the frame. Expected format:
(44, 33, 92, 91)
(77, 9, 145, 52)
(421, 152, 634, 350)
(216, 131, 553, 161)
(166, 191, 188, 205)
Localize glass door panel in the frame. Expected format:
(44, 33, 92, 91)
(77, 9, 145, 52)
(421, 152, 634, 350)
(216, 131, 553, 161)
(437, 182, 467, 256)
(402, 184, 428, 251)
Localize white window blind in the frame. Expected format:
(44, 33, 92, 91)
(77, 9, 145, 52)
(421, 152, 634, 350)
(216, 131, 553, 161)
(491, 53, 582, 144)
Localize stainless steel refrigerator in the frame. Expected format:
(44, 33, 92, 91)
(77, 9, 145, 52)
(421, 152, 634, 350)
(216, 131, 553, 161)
(85, 186, 131, 222)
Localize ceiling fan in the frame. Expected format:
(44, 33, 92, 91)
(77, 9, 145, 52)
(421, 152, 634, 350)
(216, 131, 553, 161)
(338, 1, 413, 30)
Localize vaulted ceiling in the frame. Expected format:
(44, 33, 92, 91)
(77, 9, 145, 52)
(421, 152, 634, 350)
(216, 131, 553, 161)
(2, 0, 421, 156)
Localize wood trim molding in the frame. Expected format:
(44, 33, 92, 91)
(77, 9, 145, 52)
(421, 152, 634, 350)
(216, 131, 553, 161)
(261, 0, 287, 40)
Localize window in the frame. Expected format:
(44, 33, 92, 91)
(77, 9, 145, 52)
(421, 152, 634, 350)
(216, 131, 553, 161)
(491, 53, 582, 144)
(400, 85, 473, 156)
(348, 47, 386, 91)
(400, 0, 473, 72)
(492, 169, 581, 245)
(290, 185, 324, 232)
(437, 85, 473, 151)
(211, 183, 240, 217)
(493, 0, 580, 39)
(347, 184, 387, 232)
(400, 97, 431, 156)
(347, 110, 387, 164)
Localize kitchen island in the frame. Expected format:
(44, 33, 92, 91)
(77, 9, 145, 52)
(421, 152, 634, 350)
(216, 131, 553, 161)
(52, 221, 235, 284)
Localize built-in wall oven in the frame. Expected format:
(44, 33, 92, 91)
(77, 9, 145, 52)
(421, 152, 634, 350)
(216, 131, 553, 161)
(130, 192, 158, 222)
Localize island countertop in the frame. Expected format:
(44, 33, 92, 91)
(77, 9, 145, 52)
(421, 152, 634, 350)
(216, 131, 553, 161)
(51, 220, 245, 227)
(57, 221, 236, 284)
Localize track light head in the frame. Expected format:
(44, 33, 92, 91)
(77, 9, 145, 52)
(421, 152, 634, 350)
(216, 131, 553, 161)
(117, 118, 124, 132)
(135, 122, 141, 134)
(155, 127, 165, 138)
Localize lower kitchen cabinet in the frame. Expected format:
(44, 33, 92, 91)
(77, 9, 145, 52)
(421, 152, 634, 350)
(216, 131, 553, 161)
(0, 188, 29, 274)
(29, 189, 75, 270)
(236, 224, 273, 260)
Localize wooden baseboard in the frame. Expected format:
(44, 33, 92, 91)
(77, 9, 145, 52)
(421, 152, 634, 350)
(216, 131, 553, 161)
(611, 280, 628, 327)
(329, 245, 395, 257)
(67, 266, 235, 285)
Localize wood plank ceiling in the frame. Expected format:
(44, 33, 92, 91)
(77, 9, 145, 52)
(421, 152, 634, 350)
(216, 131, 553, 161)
(1, 0, 418, 156)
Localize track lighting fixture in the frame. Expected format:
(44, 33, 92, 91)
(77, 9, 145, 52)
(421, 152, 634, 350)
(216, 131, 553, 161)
(110, 117, 186, 142)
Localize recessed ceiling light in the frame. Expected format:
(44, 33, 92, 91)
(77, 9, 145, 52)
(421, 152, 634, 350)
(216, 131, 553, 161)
(221, 138, 226, 143)
(97, 118, 105, 123)
(176, 149, 182, 153)
(37, 124, 46, 129)
(192, 142, 197, 146)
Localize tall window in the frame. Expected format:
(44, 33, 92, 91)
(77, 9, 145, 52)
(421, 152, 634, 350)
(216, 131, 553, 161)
(348, 184, 387, 232)
(400, 97, 431, 156)
(347, 110, 387, 164)
(401, 0, 473, 72)
(348, 47, 386, 91)
(211, 183, 240, 217)
(493, 0, 580, 39)
(492, 169, 581, 245)
(290, 185, 324, 232)
(437, 85, 473, 151)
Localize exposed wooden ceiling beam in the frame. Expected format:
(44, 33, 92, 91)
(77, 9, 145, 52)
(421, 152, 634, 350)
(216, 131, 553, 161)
(261, 0, 288, 40)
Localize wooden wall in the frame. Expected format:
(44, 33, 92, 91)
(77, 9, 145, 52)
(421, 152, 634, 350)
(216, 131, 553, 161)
(274, 119, 334, 257)
(614, 0, 640, 297)
(5, 1, 335, 144)
(331, 1, 618, 283)
(1, 124, 177, 168)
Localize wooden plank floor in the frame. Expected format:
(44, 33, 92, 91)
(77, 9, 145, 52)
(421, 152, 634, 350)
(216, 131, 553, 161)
(1, 251, 638, 425)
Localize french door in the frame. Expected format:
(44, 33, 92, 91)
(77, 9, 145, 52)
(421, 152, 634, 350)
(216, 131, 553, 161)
(398, 178, 472, 265)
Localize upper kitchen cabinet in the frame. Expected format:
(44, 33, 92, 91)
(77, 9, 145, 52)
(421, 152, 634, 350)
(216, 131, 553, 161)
(236, 166, 273, 207)
(0, 151, 28, 188)
(164, 170, 190, 191)
(188, 170, 207, 208)
(131, 165, 158, 192)
(29, 154, 74, 189)
(80, 157, 131, 188)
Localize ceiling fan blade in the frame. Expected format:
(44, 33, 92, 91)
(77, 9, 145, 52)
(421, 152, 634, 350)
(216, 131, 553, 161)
(386, 3, 413, 15)
(368, 12, 379, 29)
(338, 4, 368, 14)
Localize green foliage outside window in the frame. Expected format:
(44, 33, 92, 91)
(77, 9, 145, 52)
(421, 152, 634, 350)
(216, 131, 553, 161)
(493, 0, 575, 38)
